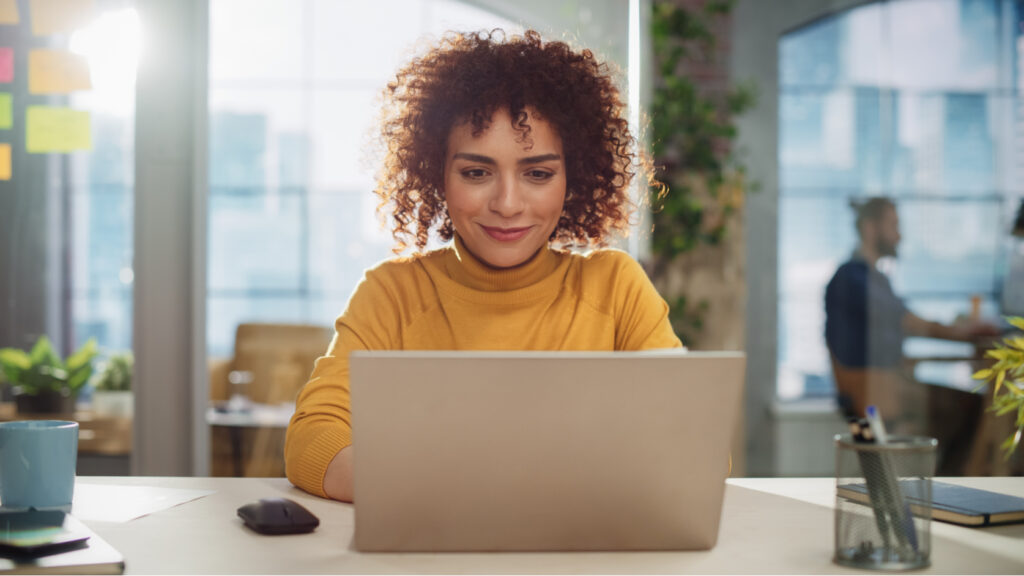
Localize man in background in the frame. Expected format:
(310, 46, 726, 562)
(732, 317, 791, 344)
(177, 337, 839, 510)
(824, 197, 999, 474)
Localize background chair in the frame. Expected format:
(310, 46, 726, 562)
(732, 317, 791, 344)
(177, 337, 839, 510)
(209, 322, 331, 477)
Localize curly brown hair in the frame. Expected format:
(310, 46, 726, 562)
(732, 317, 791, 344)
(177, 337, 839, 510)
(375, 29, 657, 252)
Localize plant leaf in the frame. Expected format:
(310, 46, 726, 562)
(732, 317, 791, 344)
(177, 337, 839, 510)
(29, 336, 61, 368)
(64, 338, 97, 372)
(973, 368, 993, 380)
(1007, 316, 1024, 331)
(0, 348, 31, 384)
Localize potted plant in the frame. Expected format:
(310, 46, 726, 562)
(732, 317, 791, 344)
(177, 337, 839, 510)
(973, 316, 1024, 458)
(0, 336, 98, 414)
(91, 351, 133, 418)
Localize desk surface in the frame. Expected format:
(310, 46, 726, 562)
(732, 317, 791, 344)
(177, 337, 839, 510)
(78, 476, 1024, 574)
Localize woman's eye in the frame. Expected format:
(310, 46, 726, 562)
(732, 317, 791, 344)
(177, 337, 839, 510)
(461, 169, 488, 180)
(526, 170, 554, 181)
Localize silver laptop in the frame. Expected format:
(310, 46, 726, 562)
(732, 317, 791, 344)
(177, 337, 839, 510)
(350, 350, 745, 552)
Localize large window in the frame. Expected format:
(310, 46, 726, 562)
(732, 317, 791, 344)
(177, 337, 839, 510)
(777, 0, 1023, 399)
(206, 0, 518, 358)
(0, 0, 138, 361)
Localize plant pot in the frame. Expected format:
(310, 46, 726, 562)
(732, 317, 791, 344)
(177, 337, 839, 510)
(13, 388, 77, 414)
(92, 390, 133, 418)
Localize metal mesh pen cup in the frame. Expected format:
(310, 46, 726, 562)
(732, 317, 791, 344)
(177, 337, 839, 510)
(834, 434, 937, 571)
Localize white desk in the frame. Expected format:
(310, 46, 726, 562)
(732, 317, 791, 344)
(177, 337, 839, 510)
(78, 476, 1024, 574)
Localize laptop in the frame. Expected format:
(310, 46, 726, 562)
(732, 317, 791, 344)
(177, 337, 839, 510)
(350, 350, 745, 552)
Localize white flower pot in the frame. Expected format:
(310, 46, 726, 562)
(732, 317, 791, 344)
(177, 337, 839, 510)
(92, 390, 133, 418)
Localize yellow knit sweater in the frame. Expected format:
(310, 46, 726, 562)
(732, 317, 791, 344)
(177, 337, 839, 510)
(284, 236, 683, 497)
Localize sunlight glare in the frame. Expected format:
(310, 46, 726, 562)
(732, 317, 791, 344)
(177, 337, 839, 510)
(69, 9, 141, 115)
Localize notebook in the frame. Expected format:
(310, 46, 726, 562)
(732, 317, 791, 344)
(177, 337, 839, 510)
(350, 350, 745, 552)
(837, 481, 1024, 527)
(0, 513, 124, 574)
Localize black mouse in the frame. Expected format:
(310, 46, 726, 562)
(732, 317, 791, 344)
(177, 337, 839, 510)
(237, 498, 320, 535)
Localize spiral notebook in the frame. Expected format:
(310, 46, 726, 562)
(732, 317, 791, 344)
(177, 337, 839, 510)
(837, 481, 1024, 527)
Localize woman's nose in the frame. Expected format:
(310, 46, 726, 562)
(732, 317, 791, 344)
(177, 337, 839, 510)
(489, 175, 526, 217)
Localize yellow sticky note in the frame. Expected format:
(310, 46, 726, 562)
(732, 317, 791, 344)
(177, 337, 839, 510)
(30, 0, 93, 36)
(0, 0, 19, 25)
(29, 50, 91, 94)
(26, 106, 91, 153)
(0, 143, 10, 180)
(0, 92, 10, 129)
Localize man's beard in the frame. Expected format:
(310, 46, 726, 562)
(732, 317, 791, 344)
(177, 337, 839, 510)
(877, 238, 898, 258)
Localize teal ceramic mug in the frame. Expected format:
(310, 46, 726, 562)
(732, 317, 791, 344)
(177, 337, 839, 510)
(0, 420, 78, 511)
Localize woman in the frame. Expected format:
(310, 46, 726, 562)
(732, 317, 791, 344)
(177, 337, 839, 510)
(285, 29, 682, 502)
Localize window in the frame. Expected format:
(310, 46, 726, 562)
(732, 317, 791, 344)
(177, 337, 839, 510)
(206, 0, 517, 358)
(777, 0, 1023, 399)
(0, 0, 138, 363)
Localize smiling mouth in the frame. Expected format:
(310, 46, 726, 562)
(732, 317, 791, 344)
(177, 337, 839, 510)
(480, 225, 532, 242)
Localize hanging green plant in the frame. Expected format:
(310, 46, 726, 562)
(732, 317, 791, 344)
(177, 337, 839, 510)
(648, 0, 756, 342)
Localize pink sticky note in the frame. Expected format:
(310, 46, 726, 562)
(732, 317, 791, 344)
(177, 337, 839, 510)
(0, 48, 12, 83)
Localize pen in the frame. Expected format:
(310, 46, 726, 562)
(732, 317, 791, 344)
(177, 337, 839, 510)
(848, 417, 892, 550)
(864, 405, 918, 553)
(865, 405, 888, 443)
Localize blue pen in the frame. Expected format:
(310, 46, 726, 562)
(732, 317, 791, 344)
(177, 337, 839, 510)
(865, 405, 918, 552)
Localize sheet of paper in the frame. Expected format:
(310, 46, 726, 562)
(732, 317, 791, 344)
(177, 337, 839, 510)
(0, 47, 13, 83)
(29, 49, 90, 93)
(0, 0, 19, 25)
(26, 106, 91, 152)
(0, 143, 10, 180)
(30, 0, 93, 36)
(72, 484, 215, 523)
(0, 92, 10, 130)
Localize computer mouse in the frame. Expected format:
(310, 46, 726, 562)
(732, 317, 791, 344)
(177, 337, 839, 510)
(237, 497, 320, 535)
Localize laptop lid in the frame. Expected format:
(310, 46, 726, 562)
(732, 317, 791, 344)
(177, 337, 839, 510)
(350, 350, 745, 552)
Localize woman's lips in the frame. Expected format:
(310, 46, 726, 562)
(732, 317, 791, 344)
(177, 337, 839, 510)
(481, 225, 532, 242)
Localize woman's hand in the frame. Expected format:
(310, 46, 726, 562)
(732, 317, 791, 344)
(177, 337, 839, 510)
(323, 445, 354, 502)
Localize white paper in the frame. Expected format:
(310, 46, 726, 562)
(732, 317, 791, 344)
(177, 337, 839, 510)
(72, 484, 215, 523)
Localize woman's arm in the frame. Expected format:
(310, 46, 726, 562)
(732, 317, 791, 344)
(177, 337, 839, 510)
(323, 445, 354, 502)
(285, 265, 406, 500)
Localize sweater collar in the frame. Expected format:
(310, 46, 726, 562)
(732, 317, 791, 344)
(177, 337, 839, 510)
(445, 234, 560, 292)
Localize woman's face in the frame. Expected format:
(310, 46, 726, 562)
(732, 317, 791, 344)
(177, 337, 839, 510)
(444, 107, 566, 269)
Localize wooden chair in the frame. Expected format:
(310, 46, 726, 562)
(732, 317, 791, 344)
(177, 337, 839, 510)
(209, 323, 331, 477)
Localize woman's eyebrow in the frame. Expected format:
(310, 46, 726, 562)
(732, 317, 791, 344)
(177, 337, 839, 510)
(518, 153, 561, 165)
(452, 153, 496, 165)
(451, 152, 562, 165)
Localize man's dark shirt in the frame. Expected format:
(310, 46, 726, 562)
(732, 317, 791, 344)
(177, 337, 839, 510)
(824, 255, 907, 368)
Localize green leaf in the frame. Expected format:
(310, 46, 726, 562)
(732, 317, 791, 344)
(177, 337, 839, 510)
(65, 338, 97, 372)
(1007, 316, 1024, 331)
(0, 348, 31, 384)
(29, 336, 61, 368)
(995, 369, 1005, 394)
(66, 364, 92, 392)
(973, 368, 993, 380)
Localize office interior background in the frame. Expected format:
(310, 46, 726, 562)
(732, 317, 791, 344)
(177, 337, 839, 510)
(1, 0, 1023, 477)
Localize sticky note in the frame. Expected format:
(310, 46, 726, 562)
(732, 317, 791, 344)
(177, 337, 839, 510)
(0, 92, 11, 129)
(30, 0, 93, 36)
(0, 0, 19, 25)
(0, 47, 12, 82)
(29, 49, 91, 93)
(0, 143, 9, 180)
(26, 106, 91, 153)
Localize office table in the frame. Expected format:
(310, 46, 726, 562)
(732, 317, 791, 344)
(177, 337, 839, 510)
(76, 476, 1024, 574)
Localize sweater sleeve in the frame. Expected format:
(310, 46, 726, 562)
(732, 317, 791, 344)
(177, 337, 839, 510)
(284, 266, 404, 497)
(605, 252, 683, 351)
